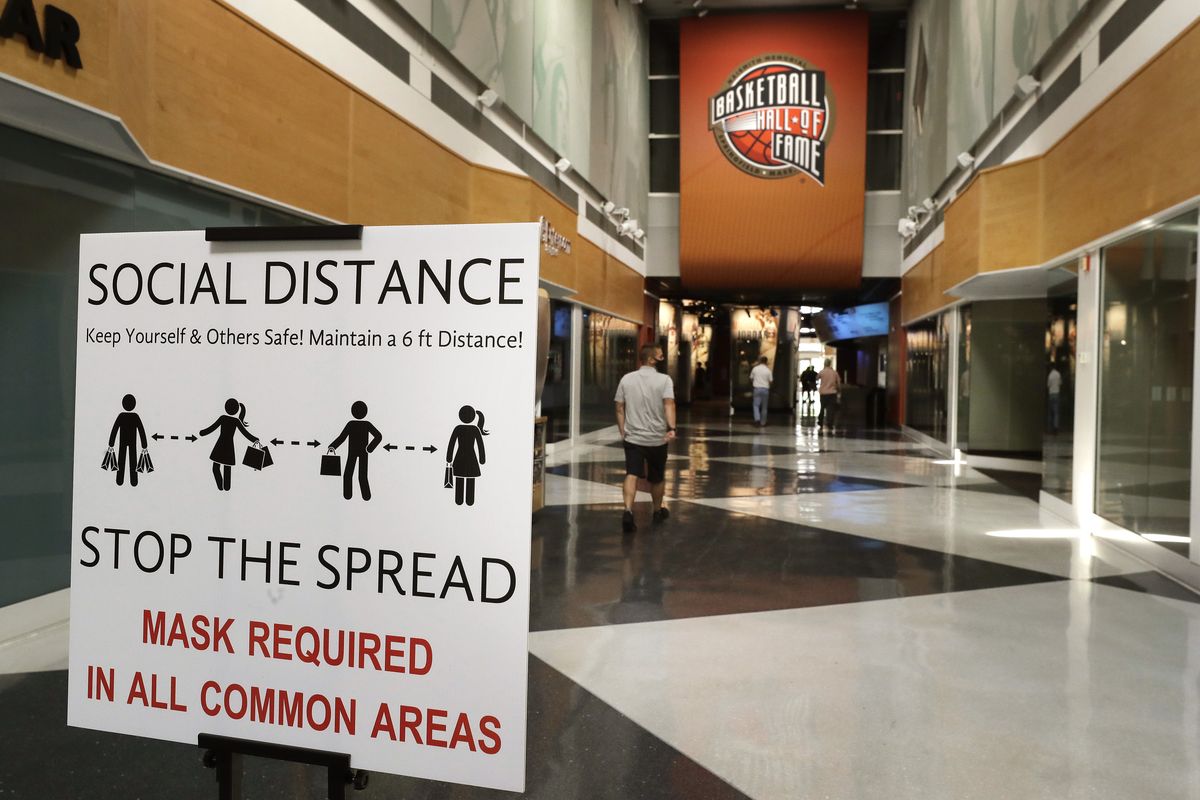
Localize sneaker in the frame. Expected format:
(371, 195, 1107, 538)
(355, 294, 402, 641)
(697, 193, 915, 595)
(652, 506, 670, 524)
(622, 510, 637, 533)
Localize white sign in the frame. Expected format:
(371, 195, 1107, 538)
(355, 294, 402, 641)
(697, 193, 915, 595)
(68, 224, 539, 792)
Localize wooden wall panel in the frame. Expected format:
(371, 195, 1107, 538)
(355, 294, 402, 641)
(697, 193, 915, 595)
(979, 159, 1042, 272)
(349, 94, 469, 225)
(572, 241, 608, 310)
(941, 178, 981, 288)
(1043, 21, 1200, 256)
(149, 1, 351, 220)
(606, 262, 646, 323)
(0, 0, 115, 110)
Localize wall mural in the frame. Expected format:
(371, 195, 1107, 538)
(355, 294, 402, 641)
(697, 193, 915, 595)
(903, 0, 1088, 211)
(433, 0, 535, 122)
(423, 0, 648, 227)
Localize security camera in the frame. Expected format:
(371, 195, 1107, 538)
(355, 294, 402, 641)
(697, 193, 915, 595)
(602, 201, 615, 214)
(554, 157, 571, 173)
(922, 197, 935, 212)
(612, 207, 630, 220)
(477, 88, 499, 108)
(619, 219, 637, 235)
(898, 218, 917, 237)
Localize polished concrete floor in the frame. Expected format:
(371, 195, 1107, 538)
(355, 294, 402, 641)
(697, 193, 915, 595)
(1, 413, 1198, 798)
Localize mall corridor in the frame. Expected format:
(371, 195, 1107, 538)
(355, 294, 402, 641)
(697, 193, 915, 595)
(4, 414, 1199, 798)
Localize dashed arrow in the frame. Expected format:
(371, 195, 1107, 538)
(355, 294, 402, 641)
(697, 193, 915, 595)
(152, 433, 197, 442)
(383, 443, 398, 452)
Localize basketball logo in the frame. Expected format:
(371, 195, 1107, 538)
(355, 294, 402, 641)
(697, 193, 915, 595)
(709, 54, 832, 183)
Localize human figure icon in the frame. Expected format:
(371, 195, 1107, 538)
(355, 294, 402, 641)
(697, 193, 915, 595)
(108, 393, 147, 487)
(199, 398, 260, 491)
(446, 405, 488, 506)
(328, 401, 382, 501)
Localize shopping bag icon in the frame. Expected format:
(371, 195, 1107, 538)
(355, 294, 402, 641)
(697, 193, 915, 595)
(443, 464, 453, 489)
(101, 448, 117, 471)
(137, 450, 155, 474)
(321, 453, 342, 476)
(243, 446, 273, 471)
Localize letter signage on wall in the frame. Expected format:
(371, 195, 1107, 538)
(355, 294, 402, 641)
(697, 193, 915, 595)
(680, 12, 868, 291)
(68, 224, 539, 791)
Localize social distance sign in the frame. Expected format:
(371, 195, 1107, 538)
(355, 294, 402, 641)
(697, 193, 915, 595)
(68, 225, 539, 792)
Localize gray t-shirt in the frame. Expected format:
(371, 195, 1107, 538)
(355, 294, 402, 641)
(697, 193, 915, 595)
(614, 366, 675, 446)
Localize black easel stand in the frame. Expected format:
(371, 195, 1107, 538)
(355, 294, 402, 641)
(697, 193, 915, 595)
(199, 734, 369, 800)
(205, 224, 364, 242)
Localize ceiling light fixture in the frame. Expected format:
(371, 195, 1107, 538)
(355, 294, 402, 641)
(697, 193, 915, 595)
(477, 88, 498, 108)
(1015, 74, 1041, 97)
(554, 157, 571, 173)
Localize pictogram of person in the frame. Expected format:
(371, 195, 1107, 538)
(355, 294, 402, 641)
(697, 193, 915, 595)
(199, 398, 260, 492)
(446, 405, 488, 506)
(108, 393, 147, 487)
(328, 401, 382, 501)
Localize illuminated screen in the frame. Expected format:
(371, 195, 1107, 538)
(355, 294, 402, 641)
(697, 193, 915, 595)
(814, 302, 889, 342)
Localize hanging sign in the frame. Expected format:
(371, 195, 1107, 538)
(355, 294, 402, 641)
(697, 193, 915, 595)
(68, 224, 540, 792)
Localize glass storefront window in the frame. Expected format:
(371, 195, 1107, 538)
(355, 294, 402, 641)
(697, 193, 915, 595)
(1096, 209, 1198, 550)
(542, 301, 573, 444)
(956, 305, 971, 450)
(0, 124, 308, 609)
(904, 313, 949, 442)
(580, 309, 638, 434)
(1042, 267, 1078, 501)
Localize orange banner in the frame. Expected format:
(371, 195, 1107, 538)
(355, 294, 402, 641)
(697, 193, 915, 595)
(680, 12, 868, 292)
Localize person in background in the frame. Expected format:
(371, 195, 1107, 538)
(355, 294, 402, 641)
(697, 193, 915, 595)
(1047, 363, 1062, 434)
(817, 358, 841, 431)
(615, 345, 676, 533)
(800, 364, 818, 415)
(750, 356, 773, 427)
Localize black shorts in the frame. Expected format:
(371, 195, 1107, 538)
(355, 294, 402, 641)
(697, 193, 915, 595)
(623, 442, 668, 484)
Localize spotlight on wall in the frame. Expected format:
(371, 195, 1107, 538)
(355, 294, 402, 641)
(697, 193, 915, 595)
(620, 219, 638, 236)
(477, 88, 499, 108)
(922, 197, 936, 212)
(692, 0, 702, 6)
(898, 218, 918, 237)
(907, 205, 926, 218)
(612, 207, 630, 221)
(602, 201, 615, 215)
(554, 157, 571, 173)
(634, 228, 645, 240)
(956, 151, 975, 169)
(1015, 74, 1041, 97)
(698, 8, 708, 16)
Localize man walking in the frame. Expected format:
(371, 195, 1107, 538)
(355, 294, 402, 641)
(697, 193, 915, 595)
(1047, 363, 1062, 433)
(750, 356, 773, 427)
(615, 344, 676, 533)
(817, 358, 841, 430)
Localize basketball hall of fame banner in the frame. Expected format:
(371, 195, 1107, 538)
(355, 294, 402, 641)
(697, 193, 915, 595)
(679, 12, 868, 292)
